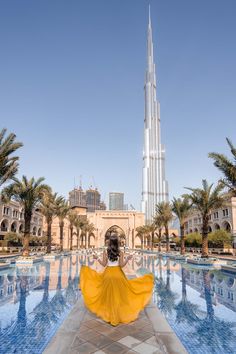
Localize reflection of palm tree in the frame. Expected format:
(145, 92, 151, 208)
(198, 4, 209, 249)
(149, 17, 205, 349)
(0, 275, 29, 353)
(155, 259, 178, 315)
(33, 262, 57, 324)
(192, 270, 236, 353)
(175, 266, 199, 324)
(65, 257, 77, 305)
(50, 258, 68, 317)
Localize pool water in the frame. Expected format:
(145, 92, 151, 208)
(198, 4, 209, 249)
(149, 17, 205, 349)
(0, 255, 80, 354)
(0, 253, 236, 354)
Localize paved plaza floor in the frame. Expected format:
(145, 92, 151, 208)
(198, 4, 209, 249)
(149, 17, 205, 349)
(44, 295, 187, 354)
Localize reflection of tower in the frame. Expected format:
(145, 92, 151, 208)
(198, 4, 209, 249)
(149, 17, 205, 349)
(141, 8, 169, 223)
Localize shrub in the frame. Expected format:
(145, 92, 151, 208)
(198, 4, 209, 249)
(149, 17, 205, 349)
(185, 232, 202, 247)
(208, 230, 233, 248)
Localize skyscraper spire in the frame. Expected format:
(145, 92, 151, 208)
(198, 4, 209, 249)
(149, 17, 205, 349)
(141, 7, 169, 223)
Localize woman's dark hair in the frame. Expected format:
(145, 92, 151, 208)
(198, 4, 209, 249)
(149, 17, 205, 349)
(107, 234, 120, 261)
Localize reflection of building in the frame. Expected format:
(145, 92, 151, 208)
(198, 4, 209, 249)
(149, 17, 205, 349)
(0, 266, 41, 306)
(141, 10, 168, 223)
(183, 196, 236, 246)
(0, 200, 43, 246)
(109, 192, 124, 210)
(180, 267, 236, 312)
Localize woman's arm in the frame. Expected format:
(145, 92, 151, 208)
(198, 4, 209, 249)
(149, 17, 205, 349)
(93, 249, 108, 267)
(119, 251, 132, 268)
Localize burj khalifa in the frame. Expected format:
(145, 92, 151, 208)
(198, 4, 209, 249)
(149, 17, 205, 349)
(141, 9, 169, 223)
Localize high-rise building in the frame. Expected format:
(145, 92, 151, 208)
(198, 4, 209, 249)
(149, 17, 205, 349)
(141, 9, 169, 223)
(86, 187, 101, 212)
(109, 192, 124, 210)
(69, 187, 86, 208)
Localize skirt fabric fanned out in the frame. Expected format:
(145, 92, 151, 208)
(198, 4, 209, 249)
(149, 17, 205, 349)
(80, 265, 154, 326)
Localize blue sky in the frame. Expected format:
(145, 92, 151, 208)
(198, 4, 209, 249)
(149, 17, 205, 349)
(1, 0, 236, 209)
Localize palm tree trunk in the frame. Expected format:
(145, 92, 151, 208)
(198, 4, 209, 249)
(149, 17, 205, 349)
(23, 211, 32, 257)
(151, 231, 154, 250)
(85, 232, 88, 249)
(46, 219, 52, 254)
(59, 220, 64, 252)
(76, 228, 79, 249)
(141, 235, 144, 249)
(70, 226, 73, 250)
(158, 229, 162, 252)
(165, 225, 170, 252)
(180, 225, 185, 255)
(202, 217, 209, 258)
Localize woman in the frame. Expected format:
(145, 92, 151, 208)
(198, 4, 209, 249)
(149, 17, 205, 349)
(80, 234, 154, 326)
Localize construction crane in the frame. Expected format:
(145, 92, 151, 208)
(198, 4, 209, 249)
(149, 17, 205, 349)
(130, 204, 135, 210)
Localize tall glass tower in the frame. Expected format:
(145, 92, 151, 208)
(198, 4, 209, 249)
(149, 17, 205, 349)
(141, 9, 169, 223)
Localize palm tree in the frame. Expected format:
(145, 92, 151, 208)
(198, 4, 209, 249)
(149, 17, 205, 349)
(172, 197, 192, 255)
(209, 138, 236, 196)
(41, 191, 62, 253)
(74, 216, 87, 249)
(184, 180, 225, 257)
(81, 221, 96, 248)
(155, 202, 173, 252)
(55, 197, 70, 252)
(145, 224, 157, 250)
(0, 128, 23, 187)
(153, 214, 163, 252)
(67, 210, 77, 250)
(136, 225, 149, 249)
(1, 176, 49, 256)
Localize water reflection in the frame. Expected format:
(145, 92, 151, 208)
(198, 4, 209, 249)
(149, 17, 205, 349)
(0, 256, 80, 354)
(0, 254, 236, 354)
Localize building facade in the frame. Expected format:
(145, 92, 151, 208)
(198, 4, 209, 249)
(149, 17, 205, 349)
(109, 192, 124, 210)
(46, 209, 146, 250)
(0, 200, 43, 246)
(141, 9, 169, 223)
(183, 197, 236, 246)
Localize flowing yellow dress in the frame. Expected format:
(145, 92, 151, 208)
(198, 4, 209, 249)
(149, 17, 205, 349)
(80, 263, 154, 326)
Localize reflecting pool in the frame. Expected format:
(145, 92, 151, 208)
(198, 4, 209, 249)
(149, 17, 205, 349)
(0, 253, 236, 354)
(135, 254, 236, 354)
(0, 255, 80, 354)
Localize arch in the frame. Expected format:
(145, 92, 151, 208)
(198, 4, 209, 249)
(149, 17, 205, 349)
(189, 229, 193, 233)
(226, 277, 235, 288)
(214, 223, 220, 231)
(0, 219, 9, 232)
(19, 224, 24, 233)
(104, 225, 126, 246)
(32, 226, 37, 236)
(194, 228, 198, 233)
(208, 226, 212, 233)
(222, 221, 231, 232)
(38, 228, 42, 236)
(89, 234, 95, 247)
(11, 221, 17, 233)
(135, 235, 142, 248)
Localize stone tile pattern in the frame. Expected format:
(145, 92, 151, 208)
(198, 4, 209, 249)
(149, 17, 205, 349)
(69, 309, 165, 354)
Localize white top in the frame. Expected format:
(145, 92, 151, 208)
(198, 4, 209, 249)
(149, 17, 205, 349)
(107, 259, 119, 267)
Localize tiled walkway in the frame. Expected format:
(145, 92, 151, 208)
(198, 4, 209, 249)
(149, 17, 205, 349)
(69, 308, 165, 354)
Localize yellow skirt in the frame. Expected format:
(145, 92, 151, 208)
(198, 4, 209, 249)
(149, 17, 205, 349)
(80, 265, 154, 326)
